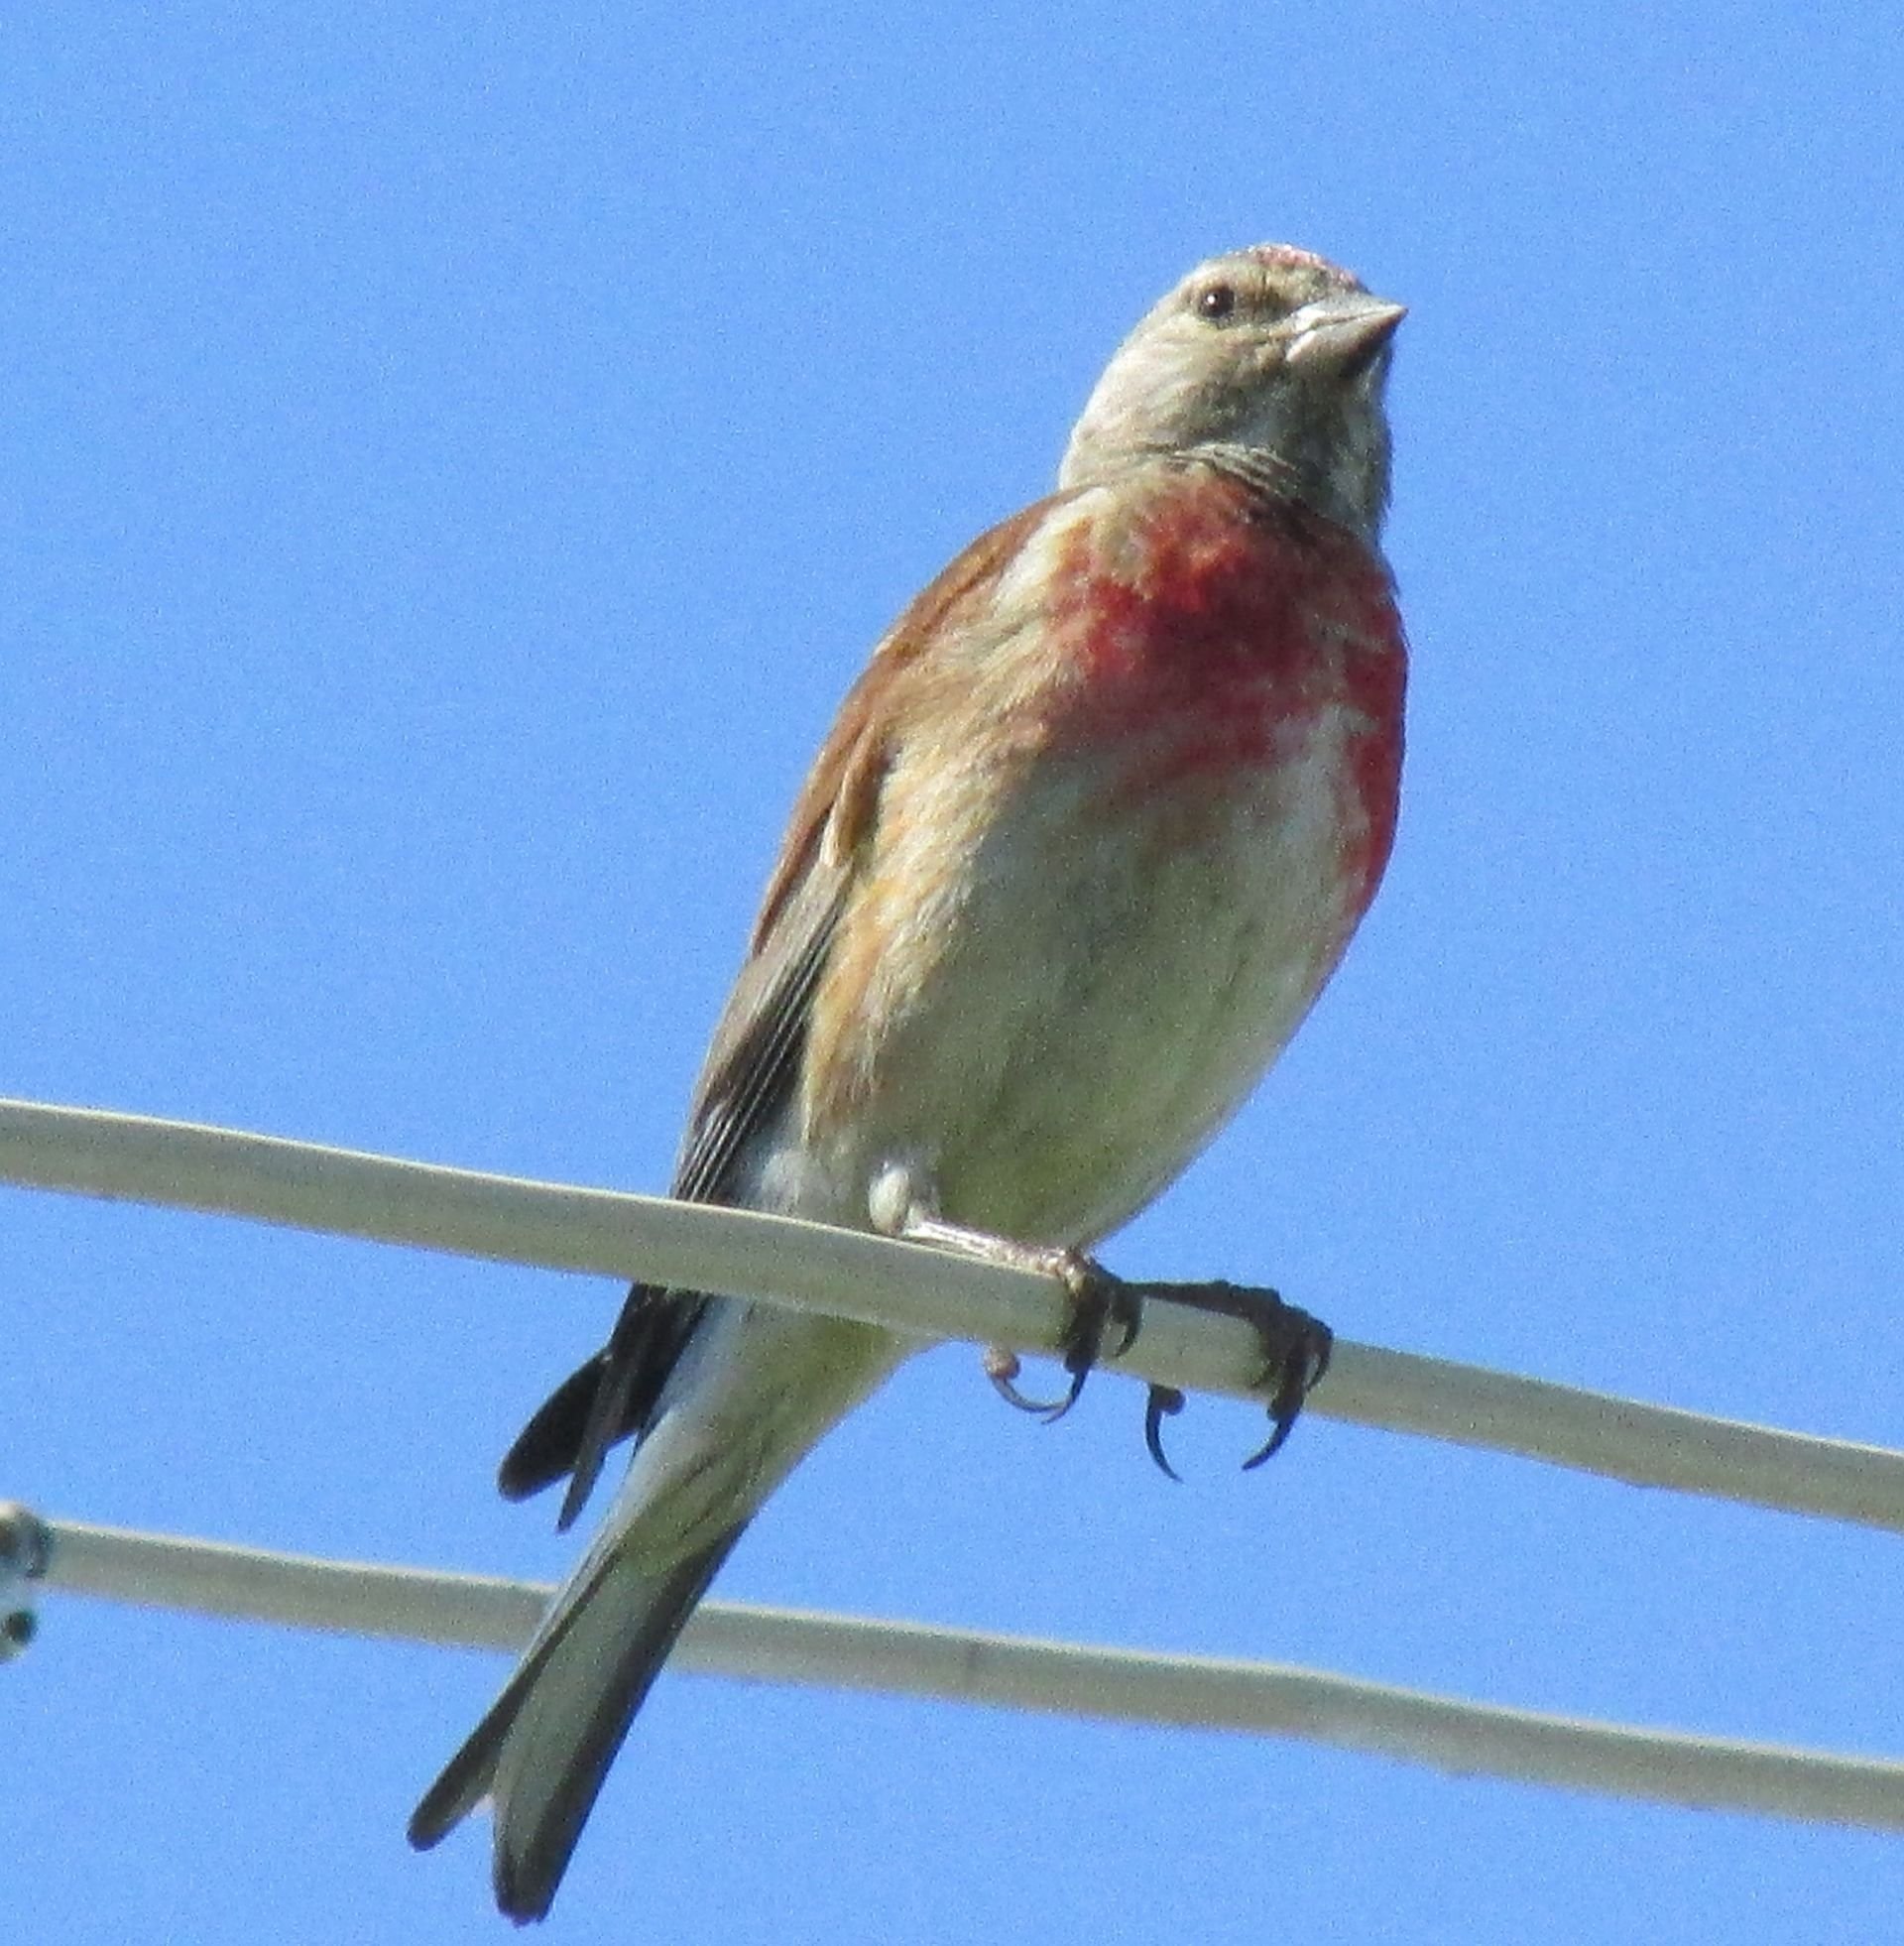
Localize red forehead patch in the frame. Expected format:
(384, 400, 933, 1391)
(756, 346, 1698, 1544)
(1239, 242, 1361, 287)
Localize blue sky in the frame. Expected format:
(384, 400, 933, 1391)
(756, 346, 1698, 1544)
(6, 6, 1903, 1940)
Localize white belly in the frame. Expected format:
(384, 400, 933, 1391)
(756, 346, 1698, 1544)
(839, 701, 1371, 1246)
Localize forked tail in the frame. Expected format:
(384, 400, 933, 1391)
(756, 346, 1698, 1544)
(409, 1525, 743, 1923)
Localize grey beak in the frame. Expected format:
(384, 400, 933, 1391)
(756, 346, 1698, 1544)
(1284, 295, 1407, 372)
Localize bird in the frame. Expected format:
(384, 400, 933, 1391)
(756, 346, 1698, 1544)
(409, 242, 1408, 1922)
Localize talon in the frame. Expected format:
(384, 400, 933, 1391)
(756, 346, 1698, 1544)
(1047, 1252, 1138, 1421)
(1143, 1386, 1185, 1482)
(906, 1220, 1134, 1426)
(1046, 1358, 1091, 1421)
(984, 1345, 1071, 1416)
(1240, 1415, 1296, 1471)
(1239, 1303, 1334, 1471)
(1137, 1279, 1332, 1472)
(1306, 1329, 1335, 1390)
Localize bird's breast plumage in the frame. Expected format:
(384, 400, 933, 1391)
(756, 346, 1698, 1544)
(800, 461, 1406, 1244)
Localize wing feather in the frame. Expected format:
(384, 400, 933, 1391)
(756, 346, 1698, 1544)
(503, 493, 1071, 1520)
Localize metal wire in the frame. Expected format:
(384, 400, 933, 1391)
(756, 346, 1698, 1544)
(3, 1097, 1902, 1531)
(24, 1511, 1904, 1835)
(8, 1092, 1904, 1839)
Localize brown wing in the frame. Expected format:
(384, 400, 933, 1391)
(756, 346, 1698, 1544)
(503, 844, 856, 1525)
(500, 494, 1068, 1522)
(741, 495, 1059, 955)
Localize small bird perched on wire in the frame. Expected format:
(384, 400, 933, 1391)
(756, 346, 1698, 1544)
(410, 242, 1408, 1922)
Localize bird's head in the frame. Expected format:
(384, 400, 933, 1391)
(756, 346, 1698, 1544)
(1059, 244, 1404, 543)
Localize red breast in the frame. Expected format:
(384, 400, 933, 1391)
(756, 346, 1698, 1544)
(1044, 463, 1406, 917)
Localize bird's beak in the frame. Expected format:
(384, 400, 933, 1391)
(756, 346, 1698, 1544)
(1284, 295, 1407, 373)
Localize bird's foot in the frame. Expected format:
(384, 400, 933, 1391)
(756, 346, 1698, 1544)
(1144, 1280, 1332, 1474)
(979, 1253, 1140, 1420)
(901, 1216, 1138, 1422)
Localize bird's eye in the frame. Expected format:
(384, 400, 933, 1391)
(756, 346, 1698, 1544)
(1195, 283, 1237, 321)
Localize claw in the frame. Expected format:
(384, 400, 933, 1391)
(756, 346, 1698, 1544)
(1048, 1258, 1141, 1422)
(1143, 1386, 1185, 1482)
(1240, 1416, 1296, 1471)
(1239, 1302, 1334, 1470)
(908, 1218, 1137, 1426)
(1131, 1279, 1331, 1472)
(984, 1345, 1073, 1417)
(1046, 1362, 1091, 1421)
(979, 1254, 1141, 1423)
(1104, 1281, 1144, 1361)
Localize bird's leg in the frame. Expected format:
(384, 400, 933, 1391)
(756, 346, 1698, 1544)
(897, 1213, 1141, 1422)
(1145, 1279, 1334, 1471)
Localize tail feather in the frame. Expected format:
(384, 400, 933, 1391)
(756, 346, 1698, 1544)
(496, 1289, 709, 1508)
(409, 1526, 744, 1923)
(415, 1299, 906, 1918)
